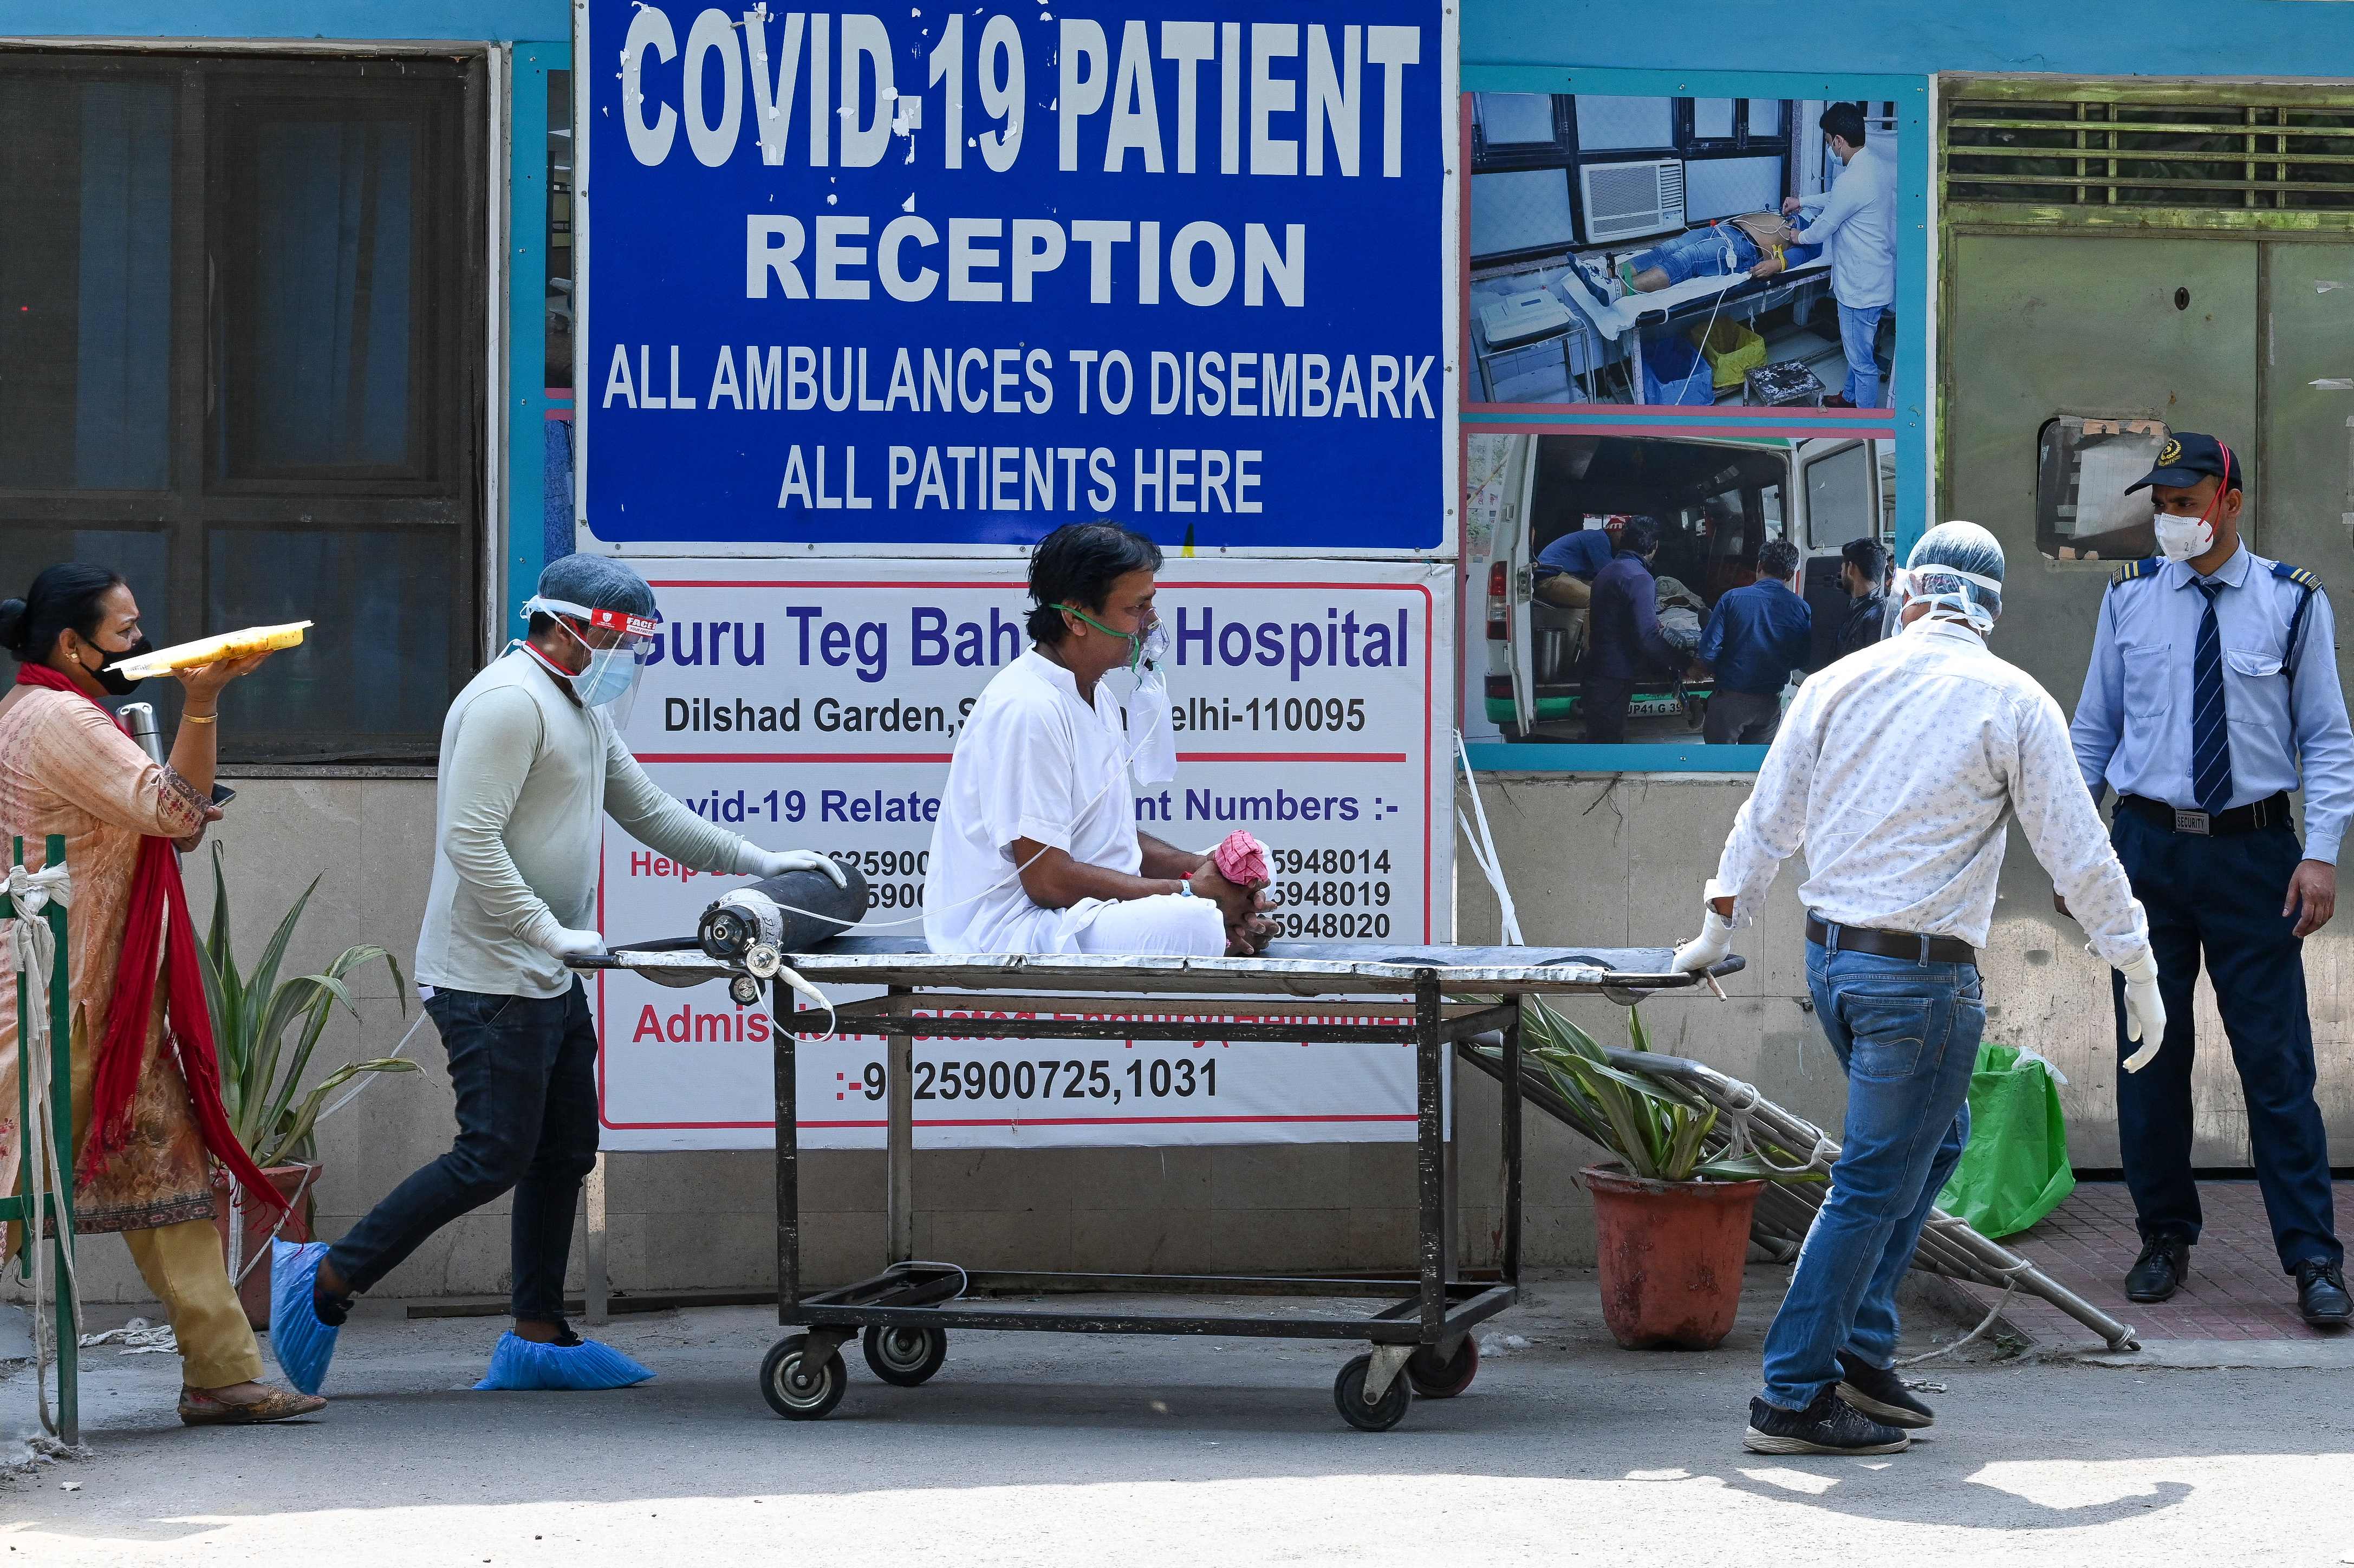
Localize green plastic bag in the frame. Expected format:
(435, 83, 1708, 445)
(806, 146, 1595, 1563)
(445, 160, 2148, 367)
(1934, 1043, 2075, 1239)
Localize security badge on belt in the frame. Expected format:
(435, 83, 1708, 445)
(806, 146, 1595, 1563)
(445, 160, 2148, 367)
(2174, 808, 2211, 835)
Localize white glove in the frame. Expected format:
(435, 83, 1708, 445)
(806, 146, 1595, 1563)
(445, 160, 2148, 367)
(2117, 950, 2166, 1073)
(545, 926, 608, 961)
(738, 846, 849, 887)
(1671, 896, 1735, 974)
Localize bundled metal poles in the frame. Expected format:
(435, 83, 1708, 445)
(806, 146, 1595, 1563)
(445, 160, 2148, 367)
(1462, 1032, 2138, 1352)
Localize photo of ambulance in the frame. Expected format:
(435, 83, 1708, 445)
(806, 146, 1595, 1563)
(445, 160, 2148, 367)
(1465, 431, 1894, 743)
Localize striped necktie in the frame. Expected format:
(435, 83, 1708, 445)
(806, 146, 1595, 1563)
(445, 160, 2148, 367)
(2192, 578, 2234, 816)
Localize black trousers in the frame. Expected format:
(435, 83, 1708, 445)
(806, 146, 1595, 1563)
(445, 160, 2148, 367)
(1703, 688, 1783, 745)
(2110, 812, 2340, 1272)
(1583, 677, 1635, 743)
(328, 980, 601, 1319)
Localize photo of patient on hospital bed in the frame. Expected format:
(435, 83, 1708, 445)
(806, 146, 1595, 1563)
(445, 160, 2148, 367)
(1617, 214, 1822, 293)
(1466, 89, 1898, 411)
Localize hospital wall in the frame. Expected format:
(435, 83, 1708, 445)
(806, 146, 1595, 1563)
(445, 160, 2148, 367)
(49, 760, 2350, 1312)
(42, 779, 1613, 1307)
(24, 0, 2354, 1318)
(1454, 772, 2354, 1180)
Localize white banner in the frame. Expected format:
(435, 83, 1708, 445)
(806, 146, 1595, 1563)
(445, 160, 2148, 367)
(594, 558, 1455, 1150)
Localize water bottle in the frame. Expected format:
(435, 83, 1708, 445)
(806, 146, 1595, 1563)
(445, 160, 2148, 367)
(118, 702, 166, 766)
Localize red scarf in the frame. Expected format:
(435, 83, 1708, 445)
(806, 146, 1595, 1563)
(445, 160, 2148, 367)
(12, 663, 288, 1214)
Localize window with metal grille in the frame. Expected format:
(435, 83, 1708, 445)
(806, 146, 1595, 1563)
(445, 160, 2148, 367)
(1945, 91, 2354, 211)
(0, 50, 487, 765)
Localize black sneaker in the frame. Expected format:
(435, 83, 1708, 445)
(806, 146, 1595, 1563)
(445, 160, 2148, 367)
(1743, 1389, 1911, 1455)
(1836, 1350, 1935, 1428)
(2296, 1260, 2351, 1328)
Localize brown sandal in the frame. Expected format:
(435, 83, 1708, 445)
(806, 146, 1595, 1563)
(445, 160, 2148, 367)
(177, 1384, 327, 1426)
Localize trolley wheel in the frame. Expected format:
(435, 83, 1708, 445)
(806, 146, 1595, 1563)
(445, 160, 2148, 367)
(862, 1325, 948, 1387)
(1332, 1354, 1412, 1433)
(1406, 1336, 1480, 1399)
(759, 1335, 847, 1420)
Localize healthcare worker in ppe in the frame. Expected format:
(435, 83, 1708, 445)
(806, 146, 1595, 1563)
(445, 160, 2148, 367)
(1670, 522, 2160, 1456)
(2070, 433, 2353, 1326)
(272, 555, 844, 1394)
(925, 522, 1277, 957)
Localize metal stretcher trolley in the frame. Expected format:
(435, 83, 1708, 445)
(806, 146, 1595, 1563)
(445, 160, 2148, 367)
(585, 936, 1741, 1432)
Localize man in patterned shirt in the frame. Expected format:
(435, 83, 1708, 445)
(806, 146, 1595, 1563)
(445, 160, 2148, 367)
(1670, 521, 2163, 1456)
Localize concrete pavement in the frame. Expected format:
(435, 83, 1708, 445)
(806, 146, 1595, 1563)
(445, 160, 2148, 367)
(3, 1273, 2349, 1566)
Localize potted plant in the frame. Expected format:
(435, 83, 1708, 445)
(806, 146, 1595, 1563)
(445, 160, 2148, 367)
(196, 844, 420, 1328)
(1524, 998, 1817, 1351)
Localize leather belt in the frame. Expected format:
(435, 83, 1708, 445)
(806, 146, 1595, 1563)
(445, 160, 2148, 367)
(2117, 791, 2291, 838)
(1805, 915, 1976, 967)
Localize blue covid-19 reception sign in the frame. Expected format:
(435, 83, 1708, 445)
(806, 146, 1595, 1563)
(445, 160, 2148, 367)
(580, 2, 1454, 552)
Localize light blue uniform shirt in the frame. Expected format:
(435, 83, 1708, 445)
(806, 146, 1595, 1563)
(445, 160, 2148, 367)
(2070, 544, 2354, 864)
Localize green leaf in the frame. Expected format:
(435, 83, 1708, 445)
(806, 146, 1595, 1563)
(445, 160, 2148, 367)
(242, 877, 323, 1120)
(196, 860, 417, 1167)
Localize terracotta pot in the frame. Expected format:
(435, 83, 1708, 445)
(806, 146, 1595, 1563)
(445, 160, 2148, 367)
(1584, 1163, 1764, 1351)
(210, 1163, 320, 1329)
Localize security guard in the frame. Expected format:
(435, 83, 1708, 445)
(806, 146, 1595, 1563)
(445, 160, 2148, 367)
(2071, 433, 2352, 1326)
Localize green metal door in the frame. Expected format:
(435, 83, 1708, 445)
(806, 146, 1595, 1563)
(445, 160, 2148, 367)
(2259, 243, 2354, 591)
(1943, 233, 2259, 716)
(1941, 79, 2354, 1167)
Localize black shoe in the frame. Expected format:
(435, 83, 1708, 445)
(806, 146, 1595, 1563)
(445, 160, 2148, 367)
(1836, 1350, 1935, 1429)
(2125, 1238, 2190, 1302)
(2296, 1260, 2351, 1328)
(1743, 1390, 1911, 1455)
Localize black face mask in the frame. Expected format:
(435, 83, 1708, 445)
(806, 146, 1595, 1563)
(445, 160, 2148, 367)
(86, 634, 154, 697)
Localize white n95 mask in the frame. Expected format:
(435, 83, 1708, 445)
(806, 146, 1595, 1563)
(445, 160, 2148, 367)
(2154, 514, 2214, 564)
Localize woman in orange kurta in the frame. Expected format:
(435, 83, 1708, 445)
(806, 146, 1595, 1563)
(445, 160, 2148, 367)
(0, 564, 323, 1426)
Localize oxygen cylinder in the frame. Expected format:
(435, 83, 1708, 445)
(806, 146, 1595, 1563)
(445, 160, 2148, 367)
(698, 859, 871, 963)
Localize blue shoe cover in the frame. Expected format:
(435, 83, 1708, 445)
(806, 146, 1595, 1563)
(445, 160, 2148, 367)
(472, 1331, 655, 1391)
(269, 1239, 342, 1395)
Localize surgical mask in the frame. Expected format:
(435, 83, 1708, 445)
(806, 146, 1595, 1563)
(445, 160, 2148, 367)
(83, 632, 154, 697)
(2150, 441, 2234, 564)
(522, 594, 658, 724)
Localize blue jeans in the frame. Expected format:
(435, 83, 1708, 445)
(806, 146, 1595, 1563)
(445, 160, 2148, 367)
(328, 980, 601, 1322)
(1630, 224, 1759, 287)
(1838, 302, 1886, 407)
(1759, 939, 1984, 1411)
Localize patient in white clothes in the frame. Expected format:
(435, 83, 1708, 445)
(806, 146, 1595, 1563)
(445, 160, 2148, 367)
(922, 522, 1279, 958)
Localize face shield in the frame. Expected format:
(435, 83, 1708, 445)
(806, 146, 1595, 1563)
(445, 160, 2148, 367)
(523, 595, 660, 725)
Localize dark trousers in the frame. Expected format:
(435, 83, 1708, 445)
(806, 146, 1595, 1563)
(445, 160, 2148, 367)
(1584, 677, 1635, 743)
(1703, 687, 1783, 745)
(2110, 811, 2341, 1272)
(329, 980, 601, 1319)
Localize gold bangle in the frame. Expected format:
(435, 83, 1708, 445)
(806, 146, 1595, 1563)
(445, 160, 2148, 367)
(180, 712, 218, 725)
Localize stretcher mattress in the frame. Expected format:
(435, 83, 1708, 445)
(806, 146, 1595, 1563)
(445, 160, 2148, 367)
(592, 934, 1740, 997)
(1558, 252, 1830, 342)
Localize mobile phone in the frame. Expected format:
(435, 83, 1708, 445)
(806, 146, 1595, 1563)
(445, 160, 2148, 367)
(210, 783, 237, 807)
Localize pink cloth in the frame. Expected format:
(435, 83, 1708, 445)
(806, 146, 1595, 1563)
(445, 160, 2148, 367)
(1212, 830, 1271, 890)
